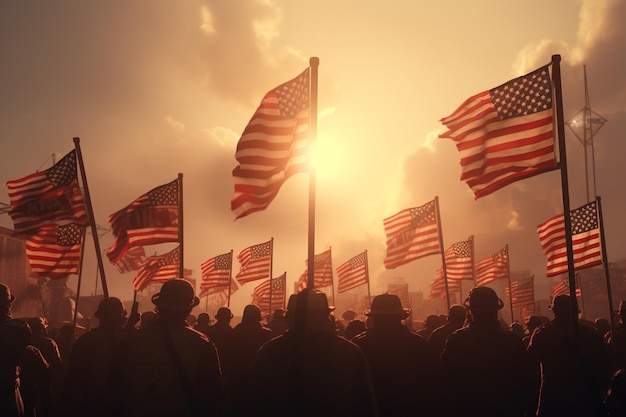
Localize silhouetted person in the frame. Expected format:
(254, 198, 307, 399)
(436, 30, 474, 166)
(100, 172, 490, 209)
(523, 315, 550, 349)
(63, 296, 128, 417)
(606, 369, 626, 417)
(427, 304, 466, 358)
(440, 286, 531, 417)
(224, 304, 273, 416)
(0, 283, 28, 417)
(267, 308, 289, 338)
(344, 319, 366, 341)
(528, 294, 611, 417)
(353, 293, 438, 417)
(194, 313, 211, 337)
(17, 326, 50, 417)
(206, 307, 234, 357)
(138, 310, 156, 329)
(510, 322, 525, 338)
(108, 279, 222, 417)
(247, 288, 377, 417)
(609, 301, 626, 372)
(416, 314, 441, 340)
(27, 317, 61, 416)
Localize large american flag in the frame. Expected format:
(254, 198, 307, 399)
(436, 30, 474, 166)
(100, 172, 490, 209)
(506, 276, 535, 308)
(297, 248, 334, 291)
(251, 273, 286, 315)
(231, 68, 310, 220)
(443, 239, 474, 280)
(114, 246, 147, 274)
(132, 246, 180, 292)
(337, 251, 368, 293)
(383, 199, 441, 269)
(25, 223, 83, 279)
(475, 247, 509, 286)
(440, 64, 557, 199)
(201, 252, 232, 290)
(6, 150, 87, 233)
(537, 201, 602, 277)
(107, 179, 180, 263)
(235, 240, 272, 285)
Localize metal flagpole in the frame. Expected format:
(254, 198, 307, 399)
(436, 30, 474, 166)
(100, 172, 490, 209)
(227, 250, 233, 307)
(73, 137, 109, 298)
(551, 54, 580, 340)
(597, 196, 617, 335)
(268, 238, 274, 318)
(505, 245, 514, 324)
(178, 173, 184, 278)
(306, 57, 319, 290)
(434, 196, 451, 310)
(364, 250, 372, 305)
(72, 227, 88, 333)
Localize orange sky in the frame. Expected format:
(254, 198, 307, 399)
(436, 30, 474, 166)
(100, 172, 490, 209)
(1, 0, 625, 317)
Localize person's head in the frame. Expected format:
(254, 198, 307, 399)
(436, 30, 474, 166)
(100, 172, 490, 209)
(345, 319, 366, 340)
(140, 311, 157, 328)
(186, 314, 197, 327)
(594, 317, 611, 336)
(0, 283, 16, 315)
(196, 312, 210, 326)
(423, 314, 441, 329)
(271, 308, 286, 322)
(94, 297, 127, 327)
(151, 279, 200, 321)
(342, 309, 357, 322)
(215, 307, 233, 324)
(242, 304, 263, 325)
(509, 322, 524, 338)
(448, 304, 467, 326)
(365, 293, 410, 326)
(27, 317, 48, 336)
(286, 289, 334, 332)
(464, 286, 504, 321)
(549, 294, 577, 319)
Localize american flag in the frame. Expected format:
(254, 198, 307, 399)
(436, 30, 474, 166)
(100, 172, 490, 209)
(443, 239, 474, 280)
(132, 246, 180, 292)
(25, 223, 83, 279)
(388, 284, 411, 308)
(6, 150, 87, 233)
(114, 246, 147, 273)
(107, 179, 180, 264)
(383, 199, 441, 269)
(537, 201, 602, 277)
(199, 279, 239, 304)
(440, 65, 556, 199)
(297, 248, 333, 291)
(337, 251, 368, 293)
(231, 68, 310, 220)
(552, 279, 582, 299)
(475, 247, 508, 286)
(430, 268, 462, 300)
(201, 252, 232, 290)
(505, 276, 535, 308)
(236, 240, 272, 285)
(251, 273, 286, 315)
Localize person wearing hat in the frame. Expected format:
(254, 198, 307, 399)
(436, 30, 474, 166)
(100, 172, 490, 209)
(353, 293, 438, 417)
(108, 278, 223, 417)
(63, 296, 129, 417)
(247, 288, 377, 416)
(206, 307, 234, 357)
(527, 294, 611, 417)
(439, 286, 531, 417)
(267, 308, 289, 338)
(428, 304, 467, 357)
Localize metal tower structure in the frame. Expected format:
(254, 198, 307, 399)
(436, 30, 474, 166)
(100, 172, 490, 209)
(565, 65, 607, 201)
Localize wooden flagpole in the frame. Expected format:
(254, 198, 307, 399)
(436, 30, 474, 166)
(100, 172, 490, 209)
(434, 196, 451, 310)
(597, 196, 617, 334)
(505, 244, 514, 324)
(307, 57, 319, 290)
(552, 54, 580, 339)
(178, 173, 184, 278)
(73, 137, 109, 298)
(364, 250, 372, 305)
(227, 250, 233, 307)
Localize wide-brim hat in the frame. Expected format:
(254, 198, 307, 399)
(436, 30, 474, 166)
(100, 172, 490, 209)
(0, 284, 15, 306)
(365, 293, 410, 318)
(287, 288, 335, 315)
(464, 287, 504, 311)
(152, 279, 200, 310)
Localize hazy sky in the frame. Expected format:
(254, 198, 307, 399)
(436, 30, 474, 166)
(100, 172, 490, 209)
(1, 0, 625, 315)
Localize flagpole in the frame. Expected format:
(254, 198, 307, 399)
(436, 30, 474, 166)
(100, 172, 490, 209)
(552, 55, 580, 338)
(576, 272, 586, 318)
(364, 250, 372, 305)
(72, 227, 88, 333)
(307, 57, 319, 290)
(268, 238, 274, 318)
(505, 244, 514, 324)
(468, 235, 475, 300)
(597, 196, 617, 334)
(178, 173, 184, 278)
(73, 137, 109, 298)
(434, 196, 451, 310)
(227, 250, 233, 307)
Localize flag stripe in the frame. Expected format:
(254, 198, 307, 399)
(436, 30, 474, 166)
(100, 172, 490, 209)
(132, 246, 180, 292)
(252, 273, 286, 313)
(337, 251, 368, 293)
(236, 240, 272, 285)
(201, 252, 232, 289)
(25, 223, 83, 279)
(443, 239, 473, 280)
(475, 247, 509, 286)
(297, 248, 333, 291)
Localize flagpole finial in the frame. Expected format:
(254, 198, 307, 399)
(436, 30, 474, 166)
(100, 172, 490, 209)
(310, 57, 319, 67)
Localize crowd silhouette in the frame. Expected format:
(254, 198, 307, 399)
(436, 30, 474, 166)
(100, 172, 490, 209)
(2, 279, 626, 417)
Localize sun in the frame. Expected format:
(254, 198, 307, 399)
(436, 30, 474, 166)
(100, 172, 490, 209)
(308, 134, 345, 180)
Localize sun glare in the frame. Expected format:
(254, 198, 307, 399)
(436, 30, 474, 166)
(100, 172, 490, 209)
(308, 135, 344, 180)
